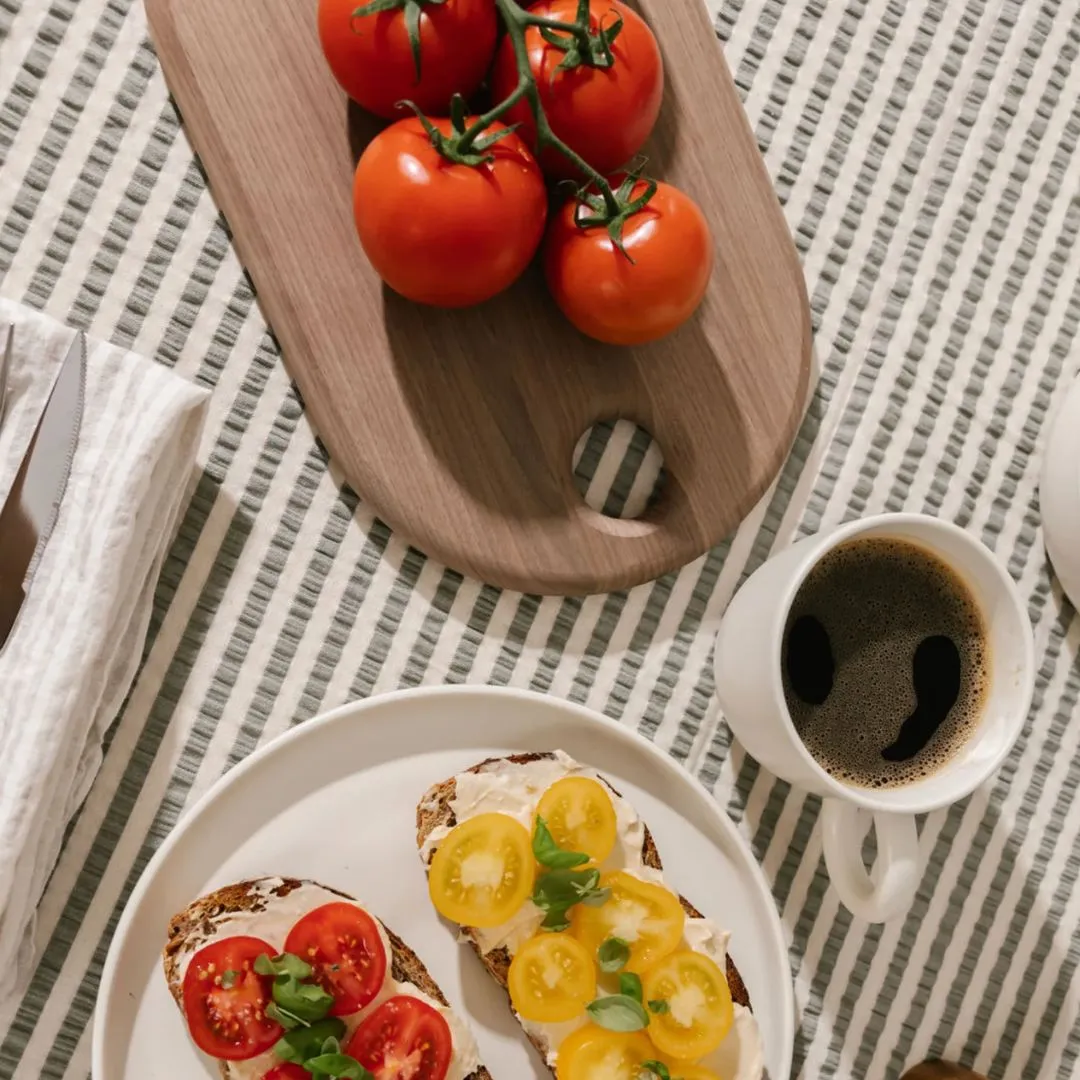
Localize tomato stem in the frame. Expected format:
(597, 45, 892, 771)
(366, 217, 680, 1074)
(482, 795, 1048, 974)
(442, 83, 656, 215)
(471, 0, 622, 216)
(411, 0, 649, 239)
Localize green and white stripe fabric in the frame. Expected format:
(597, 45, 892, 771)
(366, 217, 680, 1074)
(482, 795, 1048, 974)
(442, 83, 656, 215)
(0, 0, 1078, 1076)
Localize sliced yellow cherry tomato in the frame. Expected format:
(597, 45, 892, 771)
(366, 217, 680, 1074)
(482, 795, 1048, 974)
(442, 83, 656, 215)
(536, 776, 618, 864)
(571, 872, 685, 973)
(428, 813, 535, 928)
(642, 950, 734, 1060)
(508, 932, 597, 1022)
(555, 1025, 655, 1080)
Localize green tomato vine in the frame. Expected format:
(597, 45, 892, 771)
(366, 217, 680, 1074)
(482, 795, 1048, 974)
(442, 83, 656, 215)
(352, 0, 657, 255)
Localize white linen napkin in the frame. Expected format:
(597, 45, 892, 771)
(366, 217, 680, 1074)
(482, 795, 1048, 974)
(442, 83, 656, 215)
(0, 299, 209, 1003)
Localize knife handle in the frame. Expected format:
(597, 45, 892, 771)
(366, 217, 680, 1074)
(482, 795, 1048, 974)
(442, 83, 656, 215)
(0, 571, 25, 649)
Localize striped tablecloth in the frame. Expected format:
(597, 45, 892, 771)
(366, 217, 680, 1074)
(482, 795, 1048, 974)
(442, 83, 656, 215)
(1, 0, 1079, 1077)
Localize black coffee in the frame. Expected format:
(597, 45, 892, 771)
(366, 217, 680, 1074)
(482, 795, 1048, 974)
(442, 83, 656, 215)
(782, 536, 990, 789)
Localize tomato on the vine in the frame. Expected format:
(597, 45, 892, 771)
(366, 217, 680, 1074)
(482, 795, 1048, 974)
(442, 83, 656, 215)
(318, 0, 497, 119)
(353, 117, 548, 307)
(490, 0, 663, 178)
(544, 179, 714, 345)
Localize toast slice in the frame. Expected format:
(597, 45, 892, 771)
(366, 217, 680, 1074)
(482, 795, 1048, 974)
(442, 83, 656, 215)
(416, 753, 752, 1075)
(164, 876, 491, 1080)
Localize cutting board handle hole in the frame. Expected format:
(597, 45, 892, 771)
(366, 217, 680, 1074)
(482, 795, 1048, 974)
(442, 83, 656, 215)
(572, 419, 667, 522)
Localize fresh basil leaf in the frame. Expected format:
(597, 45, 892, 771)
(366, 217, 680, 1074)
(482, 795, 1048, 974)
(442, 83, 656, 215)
(220, 969, 238, 990)
(541, 910, 572, 932)
(303, 1052, 376, 1079)
(274, 1018, 347, 1062)
(586, 993, 650, 1032)
(533, 866, 611, 930)
(597, 937, 630, 973)
(533, 816, 590, 869)
(640, 1061, 671, 1080)
(619, 972, 643, 1002)
(532, 868, 599, 910)
(648, 998, 670, 1015)
(273, 974, 335, 1022)
(266, 1001, 309, 1030)
(581, 888, 611, 908)
(255, 952, 314, 981)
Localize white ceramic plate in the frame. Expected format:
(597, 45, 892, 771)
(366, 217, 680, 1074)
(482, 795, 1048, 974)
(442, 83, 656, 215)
(93, 686, 794, 1080)
(1042, 374, 1080, 611)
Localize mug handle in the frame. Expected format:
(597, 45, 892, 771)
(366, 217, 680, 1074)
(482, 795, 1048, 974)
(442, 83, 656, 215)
(820, 800, 921, 922)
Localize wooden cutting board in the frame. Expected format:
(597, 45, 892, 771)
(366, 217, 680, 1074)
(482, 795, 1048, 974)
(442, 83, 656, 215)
(146, 0, 812, 595)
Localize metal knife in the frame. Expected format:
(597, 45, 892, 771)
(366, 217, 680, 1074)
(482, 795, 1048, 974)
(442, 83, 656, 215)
(0, 332, 86, 651)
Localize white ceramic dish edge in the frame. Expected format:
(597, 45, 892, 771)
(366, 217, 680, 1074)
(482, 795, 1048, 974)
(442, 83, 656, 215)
(92, 685, 795, 1079)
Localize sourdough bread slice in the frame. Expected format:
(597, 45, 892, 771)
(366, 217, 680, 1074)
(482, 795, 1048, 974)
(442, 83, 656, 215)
(164, 877, 491, 1080)
(416, 753, 752, 1075)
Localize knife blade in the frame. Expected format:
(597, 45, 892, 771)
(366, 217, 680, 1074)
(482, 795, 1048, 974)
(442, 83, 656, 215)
(0, 332, 86, 651)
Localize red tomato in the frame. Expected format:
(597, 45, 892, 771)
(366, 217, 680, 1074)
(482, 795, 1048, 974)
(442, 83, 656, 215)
(544, 179, 714, 345)
(490, 0, 663, 178)
(262, 1066, 310, 1080)
(284, 902, 388, 1016)
(353, 117, 548, 307)
(318, 0, 497, 119)
(182, 936, 282, 1061)
(346, 995, 453, 1080)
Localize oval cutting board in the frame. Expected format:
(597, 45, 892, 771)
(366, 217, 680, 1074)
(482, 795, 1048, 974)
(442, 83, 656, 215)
(145, 0, 813, 594)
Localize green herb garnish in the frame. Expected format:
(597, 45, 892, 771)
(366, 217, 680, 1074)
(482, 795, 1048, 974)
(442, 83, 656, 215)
(266, 1001, 309, 1030)
(640, 1062, 672, 1080)
(255, 951, 335, 1028)
(274, 1018, 347, 1063)
(273, 977, 335, 1023)
(303, 1052, 376, 1079)
(532, 817, 590, 869)
(255, 952, 314, 980)
(532, 866, 610, 931)
(585, 992, 650, 1031)
(618, 971, 643, 1002)
(648, 998, 670, 1015)
(220, 969, 238, 990)
(597, 937, 630, 973)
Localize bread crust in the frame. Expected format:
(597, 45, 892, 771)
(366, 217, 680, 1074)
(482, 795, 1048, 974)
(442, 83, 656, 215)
(164, 877, 491, 1080)
(416, 753, 752, 1074)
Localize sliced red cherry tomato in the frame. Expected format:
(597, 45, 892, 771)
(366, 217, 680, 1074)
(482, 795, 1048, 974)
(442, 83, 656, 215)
(284, 902, 388, 1016)
(182, 936, 282, 1061)
(262, 1065, 310, 1080)
(347, 995, 453, 1080)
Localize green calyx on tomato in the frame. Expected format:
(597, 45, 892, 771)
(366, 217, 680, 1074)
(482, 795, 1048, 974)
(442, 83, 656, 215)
(396, 0, 648, 222)
(535, 0, 623, 72)
(572, 172, 659, 262)
(350, 0, 447, 81)
(403, 93, 525, 167)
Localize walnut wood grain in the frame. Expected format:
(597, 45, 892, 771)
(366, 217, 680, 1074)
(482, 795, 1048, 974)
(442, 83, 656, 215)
(145, 0, 812, 594)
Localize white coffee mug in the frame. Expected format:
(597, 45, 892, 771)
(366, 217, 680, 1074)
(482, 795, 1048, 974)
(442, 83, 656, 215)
(713, 513, 1035, 923)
